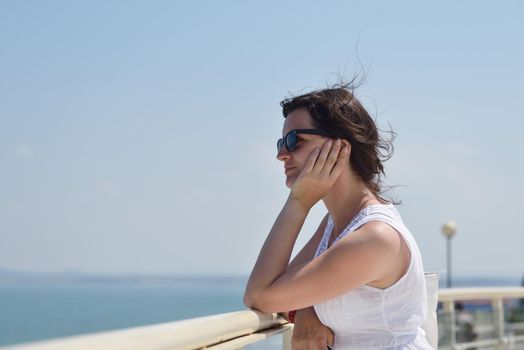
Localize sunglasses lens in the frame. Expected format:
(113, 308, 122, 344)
(277, 131, 301, 153)
(286, 132, 297, 151)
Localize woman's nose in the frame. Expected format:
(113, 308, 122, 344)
(276, 146, 290, 161)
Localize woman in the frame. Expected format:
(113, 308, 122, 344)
(243, 84, 431, 349)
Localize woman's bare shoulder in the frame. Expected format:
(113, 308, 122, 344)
(336, 220, 406, 262)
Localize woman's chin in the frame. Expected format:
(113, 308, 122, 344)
(285, 175, 297, 188)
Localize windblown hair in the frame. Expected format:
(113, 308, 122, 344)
(279, 82, 396, 203)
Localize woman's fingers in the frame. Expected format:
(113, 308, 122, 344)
(319, 139, 342, 176)
(329, 143, 350, 177)
(303, 148, 320, 173)
(308, 138, 348, 178)
(312, 139, 333, 174)
(291, 139, 349, 210)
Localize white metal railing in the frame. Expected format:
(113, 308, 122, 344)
(0, 310, 291, 350)
(438, 287, 524, 350)
(2, 287, 524, 350)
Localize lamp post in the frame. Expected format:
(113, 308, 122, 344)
(442, 221, 457, 288)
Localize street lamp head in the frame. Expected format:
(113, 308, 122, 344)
(442, 221, 457, 238)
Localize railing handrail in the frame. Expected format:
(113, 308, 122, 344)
(0, 310, 287, 350)
(3, 287, 524, 350)
(439, 287, 524, 302)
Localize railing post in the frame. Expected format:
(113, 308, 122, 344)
(492, 298, 505, 349)
(443, 300, 456, 349)
(282, 325, 293, 350)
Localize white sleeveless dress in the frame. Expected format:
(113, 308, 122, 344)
(313, 204, 433, 349)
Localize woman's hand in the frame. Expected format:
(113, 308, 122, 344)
(290, 138, 350, 210)
(292, 307, 334, 350)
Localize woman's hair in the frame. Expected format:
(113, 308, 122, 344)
(279, 82, 396, 203)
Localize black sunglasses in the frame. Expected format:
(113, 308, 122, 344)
(277, 129, 329, 153)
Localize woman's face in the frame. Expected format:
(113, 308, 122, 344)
(277, 108, 329, 188)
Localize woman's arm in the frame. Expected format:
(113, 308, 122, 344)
(244, 140, 348, 310)
(277, 214, 328, 323)
(243, 140, 342, 310)
(244, 195, 310, 308)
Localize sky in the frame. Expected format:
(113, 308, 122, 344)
(1, 1, 523, 279)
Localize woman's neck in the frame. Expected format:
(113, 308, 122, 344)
(322, 172, 381, 235)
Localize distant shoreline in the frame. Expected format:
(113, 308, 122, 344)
(0, 268, 248, 285)
(0, 268, 520, 287)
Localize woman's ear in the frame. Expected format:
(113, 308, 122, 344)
(341, 139, 352, 159)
